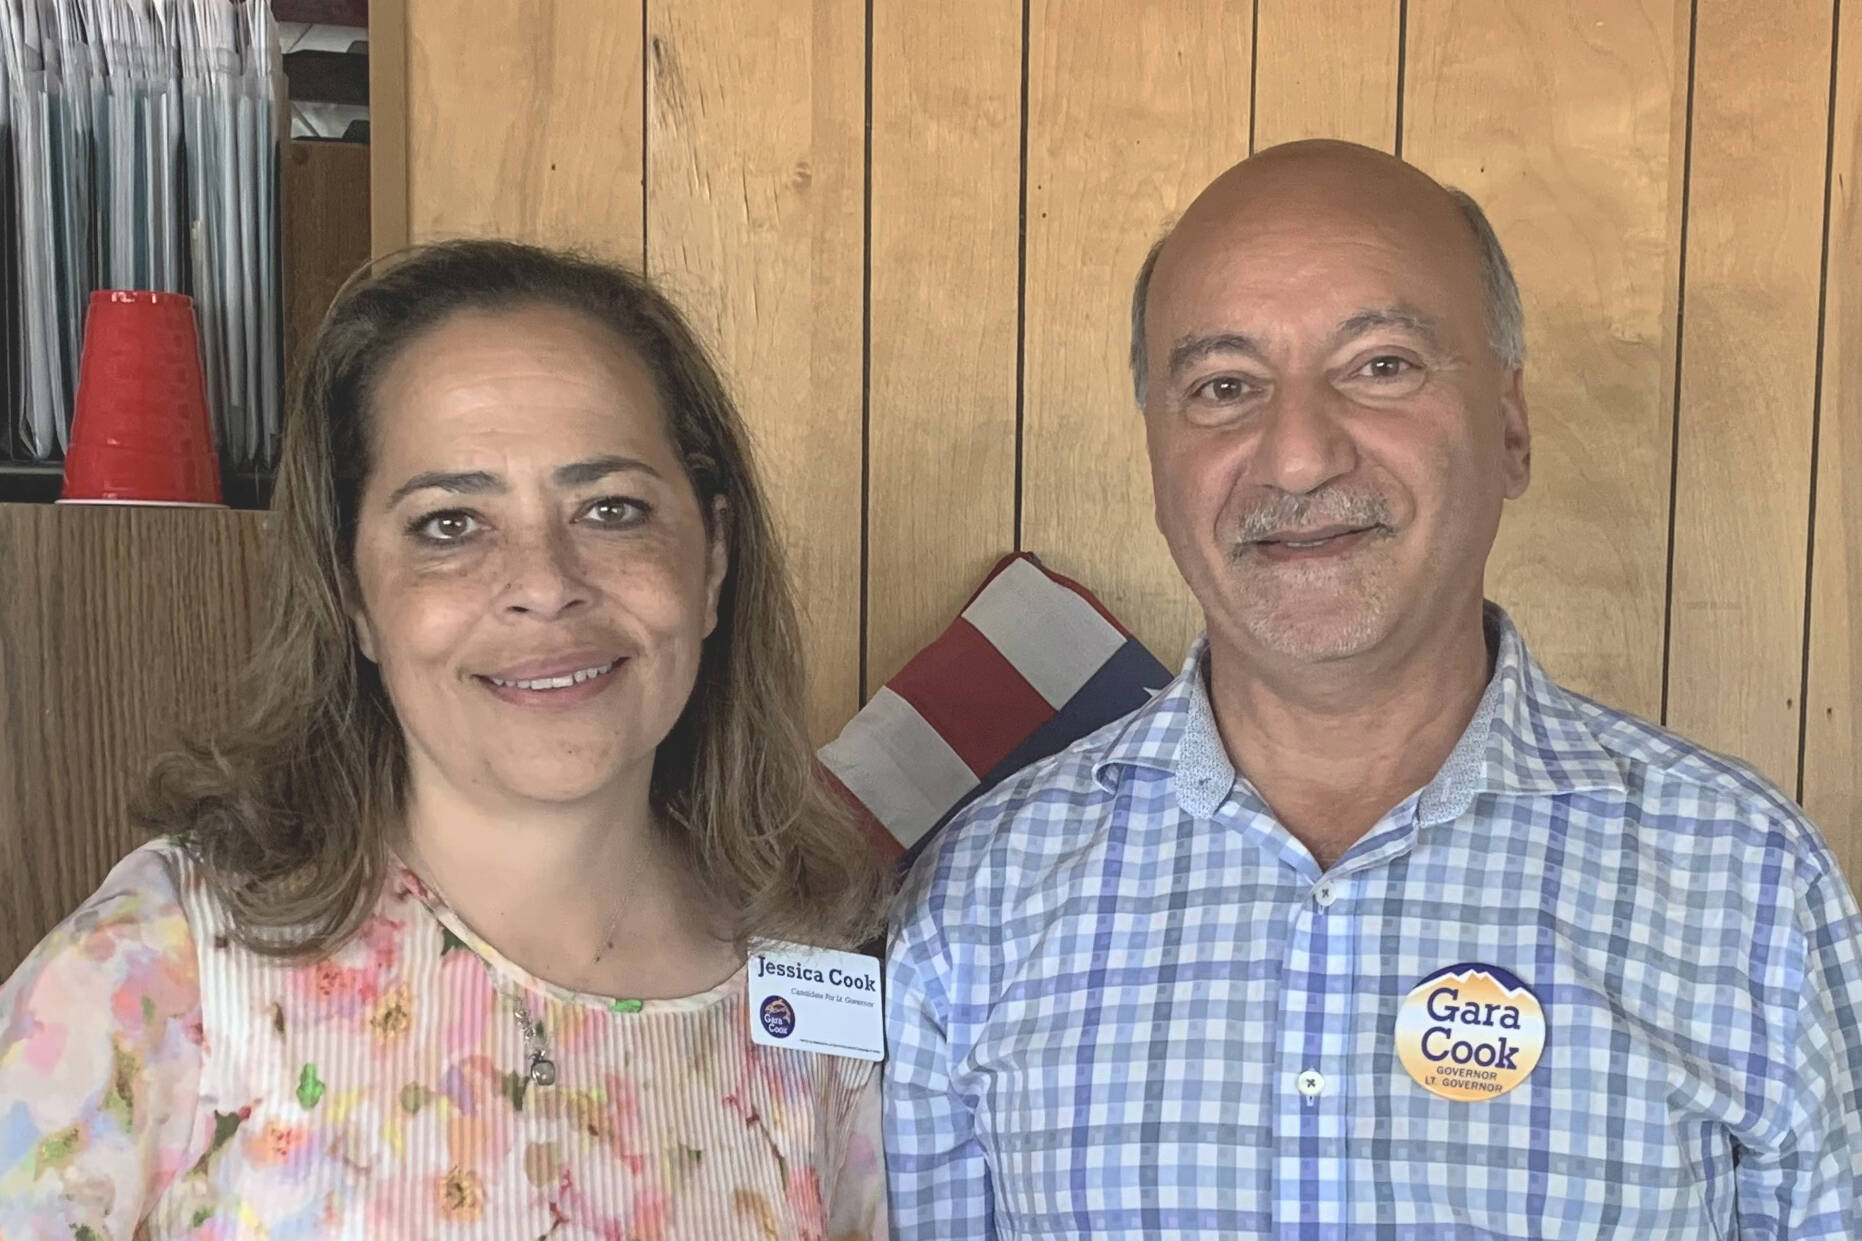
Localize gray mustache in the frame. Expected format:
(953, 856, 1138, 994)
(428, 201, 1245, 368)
(1232, 491, 1393, 545)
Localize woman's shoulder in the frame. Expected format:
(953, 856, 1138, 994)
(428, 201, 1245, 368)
(98, 835, 197, 903)
(0, 840, 216, 1233)
(2, 838, 204, 1024)
(9, 839, 200, 975)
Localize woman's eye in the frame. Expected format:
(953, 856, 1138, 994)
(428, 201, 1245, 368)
(412, 510, 479, 543)
(582, 497, 649, 528)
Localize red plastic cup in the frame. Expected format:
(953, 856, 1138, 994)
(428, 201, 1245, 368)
(60, 290, 223, 506)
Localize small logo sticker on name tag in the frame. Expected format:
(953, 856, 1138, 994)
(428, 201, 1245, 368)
(747, 941, 884, 1062)
(1395, 962, 1546, 1102)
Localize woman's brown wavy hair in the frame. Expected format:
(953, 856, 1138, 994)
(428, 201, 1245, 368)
(136, 239, 888, 958)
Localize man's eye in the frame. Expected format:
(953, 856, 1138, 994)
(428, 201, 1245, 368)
(1192, 376, 1252, 402)
(411, 511, 479, 542)
(582, 497, 649, 527)
(1360, 356, 1415, 379)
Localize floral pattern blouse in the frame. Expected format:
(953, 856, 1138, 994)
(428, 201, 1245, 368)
(0, 841, 887, 1239)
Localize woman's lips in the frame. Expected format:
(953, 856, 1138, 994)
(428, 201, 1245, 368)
(474, 656, 625, 705)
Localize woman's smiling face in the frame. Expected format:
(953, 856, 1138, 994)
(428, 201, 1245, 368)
(349, 302, 727, 813)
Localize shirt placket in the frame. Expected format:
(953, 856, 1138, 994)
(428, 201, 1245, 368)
(1270, 800, 1423, 1241)
(1274, 866, 1354, 1241)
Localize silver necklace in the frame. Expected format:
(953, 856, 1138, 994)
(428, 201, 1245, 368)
(494, 911, 620, 1089)
(399, 847, 617, 1089)
(589, 910, 621, 965)
(509, 991, 558, 1086)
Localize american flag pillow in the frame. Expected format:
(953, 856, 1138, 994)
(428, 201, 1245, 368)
(818, 553, 1173, 865)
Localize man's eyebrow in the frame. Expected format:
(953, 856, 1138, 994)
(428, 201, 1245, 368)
(1168, 332, 1268, 379)
(1335, 306, 1443, 347)
(552, 455, 661, 487)
(386, 470, 501, 507)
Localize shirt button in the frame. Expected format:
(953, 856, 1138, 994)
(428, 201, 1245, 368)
(1297, 1069, 1325, 1098)
(1313, 881, 1338, 908)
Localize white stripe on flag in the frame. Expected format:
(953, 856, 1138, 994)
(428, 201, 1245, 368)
(818, 687, 980, 848)
(962, 558, 1127, 709)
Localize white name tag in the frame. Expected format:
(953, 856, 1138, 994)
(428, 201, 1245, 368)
(746, 941, 885, 1062)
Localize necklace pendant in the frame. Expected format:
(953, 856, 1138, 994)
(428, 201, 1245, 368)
(510, 999, 556, 1087)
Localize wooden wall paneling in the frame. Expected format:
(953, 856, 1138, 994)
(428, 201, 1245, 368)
(284, 139, 373, 378)
(404, 0, 645, 262)
(1021, 2, 1254, 672)
(866, 0, 1021, 693)
(1805, 0, 1860, 876)
(1251, 0, 1402, 151)
(1665, 1, 1832, 792)
(646, 0, 865, 742)
(0, 507, 268, 978)
(1402, 0, 1686, 717)
(368, 0, 410, 256)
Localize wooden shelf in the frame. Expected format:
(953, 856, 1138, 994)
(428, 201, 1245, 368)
(274, 0, 367, 26)
(0, 503, 270, 975)
(0, 464, 274, 509)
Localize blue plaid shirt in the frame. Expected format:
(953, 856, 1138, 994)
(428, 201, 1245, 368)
(884, 606, 1862, 1239)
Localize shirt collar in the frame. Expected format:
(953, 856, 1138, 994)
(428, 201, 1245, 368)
(1093, 603, 1626, 820)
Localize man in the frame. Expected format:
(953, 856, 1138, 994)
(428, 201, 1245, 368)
(884, 140, 1862, 1239)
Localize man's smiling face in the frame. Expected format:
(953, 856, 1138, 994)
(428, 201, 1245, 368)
(1140, 146, 1531, 669)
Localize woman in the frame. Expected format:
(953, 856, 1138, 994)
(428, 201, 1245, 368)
(0, 240, 891, 1238)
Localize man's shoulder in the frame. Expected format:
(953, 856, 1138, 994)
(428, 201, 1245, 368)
(895, 706, 1155, 910)
(1554, 683, 1830, 869)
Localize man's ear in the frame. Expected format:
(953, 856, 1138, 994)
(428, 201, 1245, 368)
(704, 496, 730, 638)
(1499, 367, 1531, 501)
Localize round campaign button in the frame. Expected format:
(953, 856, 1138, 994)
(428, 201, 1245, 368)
(1394, 962, 1546, 1102)
(759, 994, 796, 1039)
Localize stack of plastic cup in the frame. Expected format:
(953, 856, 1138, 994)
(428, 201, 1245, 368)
(59, 290, 223, 506)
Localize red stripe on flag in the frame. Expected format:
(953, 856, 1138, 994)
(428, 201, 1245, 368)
(885, 618, 1054, 778)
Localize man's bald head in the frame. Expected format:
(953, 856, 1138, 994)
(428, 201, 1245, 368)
(1129, 140, 1523, 403)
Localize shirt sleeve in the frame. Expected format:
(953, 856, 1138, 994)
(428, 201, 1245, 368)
(883, 889, 994, 1241)
(1735, 862, 1862, 1238)
(0, 845, 206, 1240)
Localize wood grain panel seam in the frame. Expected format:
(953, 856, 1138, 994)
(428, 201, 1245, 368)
(1799, 0, 1847, 802)
(1014, 0, 1031, 552)
(1658, 0, 1701, 728)
(1392, 0, 1409, 157)
(859, 0, 875, 704)
(641, 1, 651, 267)
(1247, 0, 1260, 155)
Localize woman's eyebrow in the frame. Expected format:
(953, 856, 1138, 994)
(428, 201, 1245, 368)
(553, 455, 661, 486)
(385, 457, 661, 507)
(386, 469, 501, 507)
